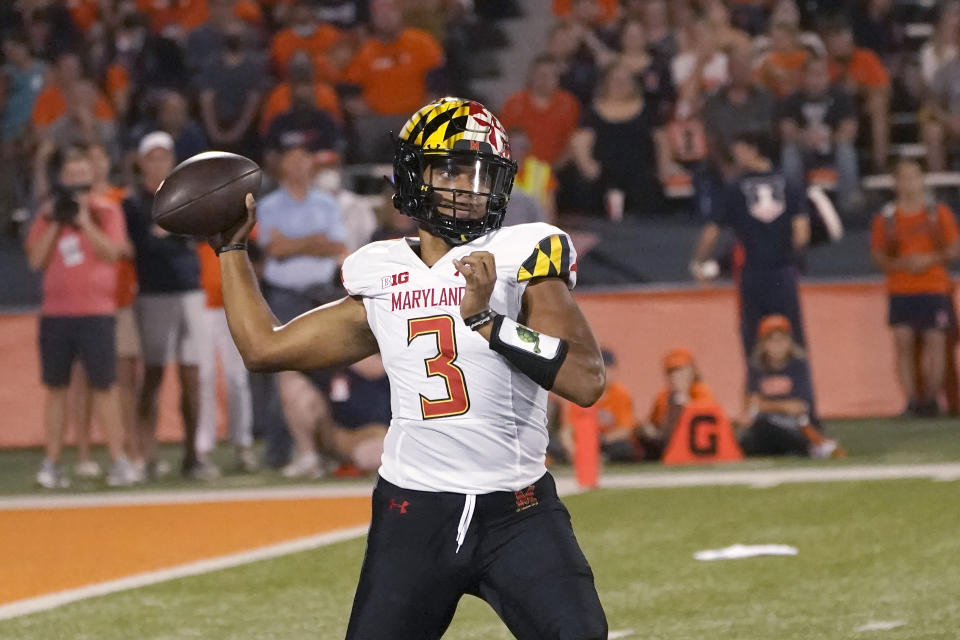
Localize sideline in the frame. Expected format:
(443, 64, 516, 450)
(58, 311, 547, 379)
(1, 461, 957, 621)
(4, 462, 958, 511)
(563, 461, 960, 493)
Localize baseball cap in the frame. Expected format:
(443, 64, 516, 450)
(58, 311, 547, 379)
(662, 347, 693, 371)
(138, 131, 175, 158)
(758, 314, 792, 339)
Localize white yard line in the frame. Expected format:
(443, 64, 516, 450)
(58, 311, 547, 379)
(3, 462, 958, 511)
(0, 482, 376, 511)
(552, 462, 960, 495)
(0, 525, 369, 621)
(1, 461, 957, 621)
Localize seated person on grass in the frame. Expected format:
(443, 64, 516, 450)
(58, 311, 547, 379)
(738, 315, 845, 459)
(323, 355, 390, 475)
(638, 347, 714, 460)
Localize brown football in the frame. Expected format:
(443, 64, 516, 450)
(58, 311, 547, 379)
(152, 151, 261, 236)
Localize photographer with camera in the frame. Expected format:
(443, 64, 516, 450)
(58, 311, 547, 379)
(24, 145, 136, 489)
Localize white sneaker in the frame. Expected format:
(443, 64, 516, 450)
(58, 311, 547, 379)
(129, 459, 147, 483)
(107, 458, 137, 487)
(281, 452, 323, 479)
(74, 460, 102, 479)
(810, 438, 839, 459)
(36, 460, 70, 489)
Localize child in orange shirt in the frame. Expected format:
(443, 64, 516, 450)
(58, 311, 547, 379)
(562, 349, 641, 462)
(870, 159, 960, 416)
(638, 348, 714, 460)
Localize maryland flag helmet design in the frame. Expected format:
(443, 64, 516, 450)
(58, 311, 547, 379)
(393, 97, 518, 245)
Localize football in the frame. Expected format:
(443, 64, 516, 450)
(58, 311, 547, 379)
(152, 151, 261, 236)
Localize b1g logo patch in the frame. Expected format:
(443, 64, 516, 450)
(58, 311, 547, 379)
(514, 485, 538, 512)
(381, 271, 410, 289)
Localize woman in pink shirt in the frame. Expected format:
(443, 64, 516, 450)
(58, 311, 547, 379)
(24, 146, 136, 489)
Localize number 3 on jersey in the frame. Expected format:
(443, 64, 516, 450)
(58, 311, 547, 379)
(407, 315, 470, 419)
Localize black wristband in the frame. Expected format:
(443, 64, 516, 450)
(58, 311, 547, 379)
(216, 243, 248, 256)
(463, 308, 497, 331)
(488, 315, 568, 390)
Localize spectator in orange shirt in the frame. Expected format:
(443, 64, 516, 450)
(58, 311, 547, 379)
(870, 159, 960, 416)
(262, 64, 343, 179)
(500, 55, 581, 167)
(137, 0, 262, 36)
(31, 51, 114, 133)
(270, 0, 342, 77)
(260, 52, 342, 137)
(638, 347, 714, 460)
(756, 22, 809, 99)
(561, 349, 640, 462)
(823, 18, 890, 171)
(553, 0, 619, 26)
(343, 0, 443, 161)
(66, 0, 103, 33)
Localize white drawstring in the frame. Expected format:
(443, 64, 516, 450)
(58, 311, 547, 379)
(455, 494, 476, 553)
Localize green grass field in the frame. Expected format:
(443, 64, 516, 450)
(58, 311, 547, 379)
(1, 418, 958, 639)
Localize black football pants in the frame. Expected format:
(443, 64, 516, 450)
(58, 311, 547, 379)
(344, 472, 607, 640)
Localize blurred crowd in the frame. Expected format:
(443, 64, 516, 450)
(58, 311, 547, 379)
(505, 0, 960, 222)
(7, 0, 960, 486)
(6, 0, 960, 232)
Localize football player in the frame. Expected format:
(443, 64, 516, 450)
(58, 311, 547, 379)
(213, 97, 608, 639)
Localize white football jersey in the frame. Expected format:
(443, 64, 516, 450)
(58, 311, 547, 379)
(341, 222, 577, 494)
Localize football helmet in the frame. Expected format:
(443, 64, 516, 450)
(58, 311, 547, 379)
(393, 97, 517, 245)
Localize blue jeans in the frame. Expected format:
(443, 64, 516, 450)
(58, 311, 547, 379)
(781, 141, 860, 204)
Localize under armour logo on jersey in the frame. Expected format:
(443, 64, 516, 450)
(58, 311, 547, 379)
(388, 498, 409, 514)
(742, 177, 786, 223)
(381, 272, 410, 289)
(514, 486, 538, 512)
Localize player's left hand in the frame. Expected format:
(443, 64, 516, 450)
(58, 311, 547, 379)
(454, 251, 496, 318)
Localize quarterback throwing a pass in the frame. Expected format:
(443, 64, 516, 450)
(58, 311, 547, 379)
(214, 97, 608, 639)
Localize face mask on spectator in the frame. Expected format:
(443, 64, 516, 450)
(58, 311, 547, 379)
(224, 34, 244, 53)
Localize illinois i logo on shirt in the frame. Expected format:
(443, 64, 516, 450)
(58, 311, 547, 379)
(742, 177, 786, 223)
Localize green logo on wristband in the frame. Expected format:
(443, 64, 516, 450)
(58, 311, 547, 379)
(516, 326, 541, 354)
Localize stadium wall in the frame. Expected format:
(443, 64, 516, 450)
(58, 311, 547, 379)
(0, 280, 941, 448)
